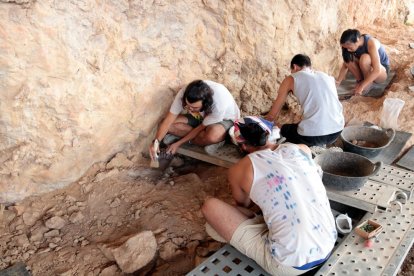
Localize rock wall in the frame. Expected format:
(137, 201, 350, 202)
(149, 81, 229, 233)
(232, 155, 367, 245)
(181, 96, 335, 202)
(0, 0, 410, 203)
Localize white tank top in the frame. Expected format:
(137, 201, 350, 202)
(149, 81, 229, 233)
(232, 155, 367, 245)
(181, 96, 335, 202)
(292, 68, 344, 136)
(248, 143, 337, 267)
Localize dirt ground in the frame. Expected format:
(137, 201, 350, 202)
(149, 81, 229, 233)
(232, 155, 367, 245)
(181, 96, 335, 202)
(1, 21, 414, 275)
(0, 156, 235, 275)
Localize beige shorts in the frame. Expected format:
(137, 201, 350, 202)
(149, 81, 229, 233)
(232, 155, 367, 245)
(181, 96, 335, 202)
(230, 216, 305, 276)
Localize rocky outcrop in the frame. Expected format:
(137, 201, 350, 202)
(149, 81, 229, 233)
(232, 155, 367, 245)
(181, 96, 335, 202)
(0, 0, 411, 202)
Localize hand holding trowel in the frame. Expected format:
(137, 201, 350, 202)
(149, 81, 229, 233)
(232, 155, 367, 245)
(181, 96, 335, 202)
(149, 139, 160, 168)
(149, 139, 174, 170)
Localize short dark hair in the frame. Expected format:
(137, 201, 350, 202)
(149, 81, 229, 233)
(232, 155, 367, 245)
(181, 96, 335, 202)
(290, 54, 311, 69)
(239, 123, 268, 147)
(340, 29, 361, 63)
(340, 29, 361, 44)
(182, 80, 214, 115)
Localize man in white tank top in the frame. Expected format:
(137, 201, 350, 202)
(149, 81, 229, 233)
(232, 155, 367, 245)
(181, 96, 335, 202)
(265, 54, 344, 146)
(202, 120, 337, 275)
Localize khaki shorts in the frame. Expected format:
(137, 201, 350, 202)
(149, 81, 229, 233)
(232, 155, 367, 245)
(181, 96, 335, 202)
(230, 216, 305, 276)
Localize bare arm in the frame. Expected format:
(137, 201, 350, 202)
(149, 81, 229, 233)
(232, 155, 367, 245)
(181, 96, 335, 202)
(228, 156, 253, 208)
(154, 112, 178, 142)
(176, 123, 206, 145)
(265, 76, 294, 121)
(336, 63, 348, 86)
(297, 144, 312, 157)
(149, 112, 178, 159)
(359, 38, 382, 90)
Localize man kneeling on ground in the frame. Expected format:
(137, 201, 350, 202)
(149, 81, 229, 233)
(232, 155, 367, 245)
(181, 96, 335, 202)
(202, 120, 337, 275)
(266, 54, 344, 147)
(149, 80, 240, 159)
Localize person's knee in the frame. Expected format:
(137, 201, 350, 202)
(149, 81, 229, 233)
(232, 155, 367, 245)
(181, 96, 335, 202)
(168, 123, 178, 132)
(201, 197, 219, 217)
(169, 122, 188, 133)
(198, 127, 226, 144)
(359, 54, 371, 65)
(204, 133, 225, 144)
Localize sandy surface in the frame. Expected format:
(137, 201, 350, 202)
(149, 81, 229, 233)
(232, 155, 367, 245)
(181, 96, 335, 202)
(0, 21, 413, 275)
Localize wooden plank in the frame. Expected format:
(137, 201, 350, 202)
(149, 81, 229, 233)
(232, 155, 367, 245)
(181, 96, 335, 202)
(176, 143, 241, 168)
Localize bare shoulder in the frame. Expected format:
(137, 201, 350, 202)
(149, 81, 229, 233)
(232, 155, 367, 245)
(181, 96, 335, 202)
(284, 75, 295, 86)
(228, 156, 253, 185)
(279, 75, 295, 94)
(297, 144, 312, 155)
(229, 156, 252, 176)
(367, 36, 381, 49)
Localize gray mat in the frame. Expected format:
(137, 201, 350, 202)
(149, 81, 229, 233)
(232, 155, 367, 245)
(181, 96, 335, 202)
(370, 130, 412, 164)
(396, 146, 414, 171)
(337, 71, 395, 99)
(0, 263, 30, 276)
(361, 122, 412, 164)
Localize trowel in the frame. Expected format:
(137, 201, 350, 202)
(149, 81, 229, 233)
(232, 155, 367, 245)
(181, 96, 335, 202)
(150, 148, 174, 171)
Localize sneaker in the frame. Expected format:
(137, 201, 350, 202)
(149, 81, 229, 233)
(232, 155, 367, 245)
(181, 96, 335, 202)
(162, 134, 180, 145)
(204, 140, 225, 155)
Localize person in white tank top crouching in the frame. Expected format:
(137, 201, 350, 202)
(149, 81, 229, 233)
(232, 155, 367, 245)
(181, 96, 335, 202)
(265, 54, 345, 147)
(202, 120, 337, 276)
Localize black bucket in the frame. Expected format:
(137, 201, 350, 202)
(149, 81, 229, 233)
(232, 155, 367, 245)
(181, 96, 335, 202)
(340, 126, 395, 158)
(314, 151, 382, 191)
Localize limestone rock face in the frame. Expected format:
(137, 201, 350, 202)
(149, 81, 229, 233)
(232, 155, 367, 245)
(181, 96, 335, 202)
(0, 0, 410, 202)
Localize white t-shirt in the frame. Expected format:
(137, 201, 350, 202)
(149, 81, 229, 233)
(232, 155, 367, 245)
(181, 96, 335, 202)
(292, 68, 344, 136)
(169, 80, 240, 126)
(248, 143, 337, 267)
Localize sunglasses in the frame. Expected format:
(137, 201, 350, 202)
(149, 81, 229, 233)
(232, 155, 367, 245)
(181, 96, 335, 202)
(185, 100, 202, 112)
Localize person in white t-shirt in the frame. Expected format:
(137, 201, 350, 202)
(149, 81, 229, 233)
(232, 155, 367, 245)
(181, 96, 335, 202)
(265, 54, 344, 146)
(202, 120, 337, 275)
(149, 80, 240, 159)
